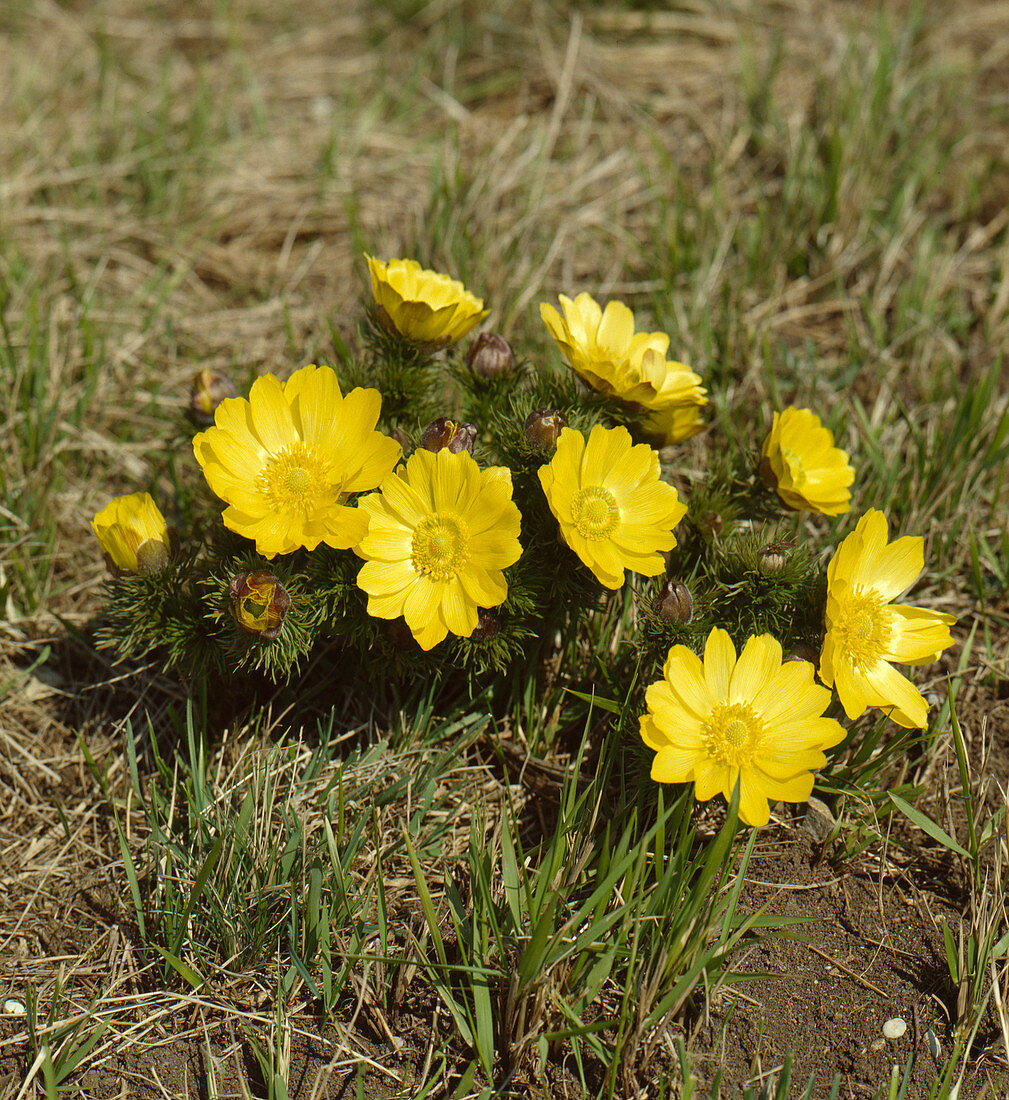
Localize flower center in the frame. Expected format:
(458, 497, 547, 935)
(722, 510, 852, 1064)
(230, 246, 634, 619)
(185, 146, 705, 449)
(833, 587, 891, 668)
(411, 513, 469, 580)
(571, 486, 619, 540)
(703, 702, 762, 767)
(259, 443, 333, 513)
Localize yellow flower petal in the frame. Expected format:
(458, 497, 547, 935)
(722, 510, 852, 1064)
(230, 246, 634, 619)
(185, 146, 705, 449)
(887, 604, 957, 664)
(248, 374, 297, 454)
(738, 772, 773, 827)
(651, 744, 702, 784)
(703, 628, 736, 700)
(660, 646, 713, 720)
(729, 634, 782, 704)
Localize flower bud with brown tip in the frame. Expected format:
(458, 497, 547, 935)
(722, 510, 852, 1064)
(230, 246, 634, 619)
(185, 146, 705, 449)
(757, 540, 791, 574)
(784, 641, 820, 664)
(469, 608, 500, 641)
(420, 417, 477, 455)
(190, 369, 238, 426)
(229, 571, 291, 641)
(653, 579, 693, 623)
(524, 408, 568, 449)
(466, 333, 514, 378)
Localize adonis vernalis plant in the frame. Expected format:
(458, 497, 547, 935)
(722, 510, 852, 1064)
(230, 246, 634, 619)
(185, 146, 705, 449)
(760, 406, 854, 516)
(540, 291, 707, 428)
(90, 254, 956, 830)
(366, 255, 488, 349)
(91, 492, 174, 575)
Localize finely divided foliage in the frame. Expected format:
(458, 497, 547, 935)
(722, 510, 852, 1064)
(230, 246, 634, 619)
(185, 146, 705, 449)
(3, 1, 1008, 1097)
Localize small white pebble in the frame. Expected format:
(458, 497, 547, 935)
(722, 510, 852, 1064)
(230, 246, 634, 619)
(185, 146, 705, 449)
(870, 1037, 885, 1052)
(3, 998, 26, 1016)
(883, 1017, 907, 1039)
(925, 1028, 941, 1058)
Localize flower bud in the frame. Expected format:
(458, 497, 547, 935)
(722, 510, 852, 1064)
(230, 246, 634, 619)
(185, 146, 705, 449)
(465, 333, 514, 377)
(469, 608, 500, 641)
(653, 579, 693, 623)
(784, 641, 821, 665)
(189, 369, 238, 426)
(757, 540, 791, 573)
(229, 571, 291, 641)
(420, 417, 477, 455)
(91, 492, 174, 576)
(524, 408, 568, 449)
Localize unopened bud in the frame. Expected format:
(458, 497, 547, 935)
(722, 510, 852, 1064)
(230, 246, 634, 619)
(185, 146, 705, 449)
(524, 408, 568, 449)
(784, 642, 820, 665)
(466, 333, 514, 378)
(229, 571, 291, 641)
(469, 608, 500, 641)
(190, 369, 238, 426)
(91, 492, 175, 576)
(420, 417, 477, 455)
(757, 540, 791, 573)
(653, 580, 693, 623)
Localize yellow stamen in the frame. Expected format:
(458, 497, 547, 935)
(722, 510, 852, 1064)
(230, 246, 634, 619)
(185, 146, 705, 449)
(260, 443, 331, 512)
(703, 702, 762, 767)
(411, 513, 469, 580)
(834, 588, 891, 668)
(571, 486, 619, 540)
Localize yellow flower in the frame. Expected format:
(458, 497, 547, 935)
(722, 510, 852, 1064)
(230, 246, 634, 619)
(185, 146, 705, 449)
(540, 293, 707, 411)
(193, 364, 401, 559)
(820, 509, 956, 728)
(760, 407, 854, 515)
(640, 628, 845, 827)
(91, 492, 173, 575)
(365, 255, 488, 349)
(641, 402, 706, 446)
(538, 425, 687, 589)
(355, 449, 522, 651)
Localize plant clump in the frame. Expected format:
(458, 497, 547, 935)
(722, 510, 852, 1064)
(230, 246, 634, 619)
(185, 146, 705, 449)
(92, 255, 956, 825)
